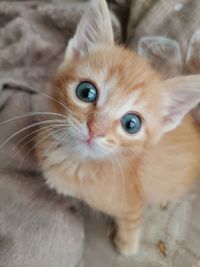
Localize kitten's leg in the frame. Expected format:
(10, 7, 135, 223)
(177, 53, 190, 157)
(113, 209, 143, 256)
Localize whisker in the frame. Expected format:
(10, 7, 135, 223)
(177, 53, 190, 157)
(0, 111, 68, 126)
(0, 119, 67, 151)
(114, 156, 126, 217)
(19, 124, 67, 151)
(13, 124, 64, 148)
(18, 127, 67, 170)
(45, 128, 70, 153)
(67, 117, 82, 129)
(108, 155, 116, 206)
(7, 124, 67, 168)
(3, 82, 71, 114)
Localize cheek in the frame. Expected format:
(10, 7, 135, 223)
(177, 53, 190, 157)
(107, 124, 149, 155)
(106, 136, 119, 147)
(118, 119, 165, 152)
(118, 121, 146, 143)
(105, 130, 129, 149)
(106, 132, 146, 157)
(71, 109, 88, 124)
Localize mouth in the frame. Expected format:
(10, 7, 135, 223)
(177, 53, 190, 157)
(81, 138, 96, 151)
(81, 137, 94, 146)
(78, 137, 103, 159)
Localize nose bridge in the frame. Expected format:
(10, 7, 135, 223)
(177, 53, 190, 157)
(88, 111, 110, 136)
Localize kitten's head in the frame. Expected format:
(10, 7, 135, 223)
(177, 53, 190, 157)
(52, 0, 200, 160)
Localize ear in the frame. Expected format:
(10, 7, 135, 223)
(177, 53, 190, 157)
(65, 0, 114, 62)
(163, 75, 200, 133)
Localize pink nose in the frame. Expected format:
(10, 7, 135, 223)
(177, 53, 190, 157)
(87, 121, 105, 140)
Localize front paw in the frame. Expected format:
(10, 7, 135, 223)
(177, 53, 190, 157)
(113, 231, 140, 256)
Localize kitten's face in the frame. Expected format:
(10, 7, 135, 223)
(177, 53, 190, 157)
(52, 45, 166, 159)
(50, 0, 200, 160)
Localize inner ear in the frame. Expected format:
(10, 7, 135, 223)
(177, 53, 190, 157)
(65, 0, 114, 62)
(163, 75, 200, 133)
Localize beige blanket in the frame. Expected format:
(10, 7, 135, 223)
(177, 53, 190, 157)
(0, 1, 199, 267)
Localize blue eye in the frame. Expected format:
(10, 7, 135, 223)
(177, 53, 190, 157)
(76, 81, 98, 103)
(121, 113, 141, 134)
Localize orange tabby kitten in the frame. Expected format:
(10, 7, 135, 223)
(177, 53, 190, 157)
(36, 0, 200, 255)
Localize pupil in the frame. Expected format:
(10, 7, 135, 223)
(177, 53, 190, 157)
(82, 88, 89, 98)
(82, 88, 95, 100)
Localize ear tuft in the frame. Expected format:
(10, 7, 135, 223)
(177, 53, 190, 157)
(65, 0, 114, 62)
(163, 75, 200, 133)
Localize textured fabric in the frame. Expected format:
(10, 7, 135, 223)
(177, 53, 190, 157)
(0, 78, 84, 267)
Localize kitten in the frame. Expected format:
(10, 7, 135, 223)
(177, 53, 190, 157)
(36, 0, 200, 256)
